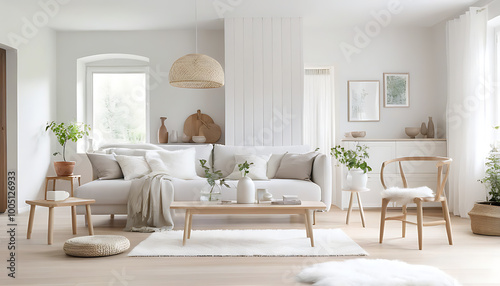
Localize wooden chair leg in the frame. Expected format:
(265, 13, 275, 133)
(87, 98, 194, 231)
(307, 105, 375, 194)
(416, 199, 423, 250)
(379, 198, 390, 243)
(346, 192, 354, 225)
(441, 199, 453, 245)
(402, 205, 407, 238)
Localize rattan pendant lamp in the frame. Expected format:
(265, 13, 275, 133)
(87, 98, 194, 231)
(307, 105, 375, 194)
(169, 0, 224, 89)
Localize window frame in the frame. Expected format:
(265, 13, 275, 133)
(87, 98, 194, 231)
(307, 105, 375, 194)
(85, 66, 151, 144)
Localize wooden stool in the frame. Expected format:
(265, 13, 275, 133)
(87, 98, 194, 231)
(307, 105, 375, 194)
(44, 175, 81, 199)
(344, 188, 370, 227)
(26, 198, 95, 245)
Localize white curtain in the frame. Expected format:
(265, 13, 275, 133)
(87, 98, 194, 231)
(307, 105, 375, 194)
(446, 7, 490, 217)
(303, 68, 334, 154)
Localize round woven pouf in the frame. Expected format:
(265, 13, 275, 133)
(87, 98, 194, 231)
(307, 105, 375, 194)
(64, 235, 130, 257)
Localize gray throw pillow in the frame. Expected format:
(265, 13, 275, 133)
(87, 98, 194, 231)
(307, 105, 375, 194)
(274, 152, 319, 180)
(87, 153, 123, 180)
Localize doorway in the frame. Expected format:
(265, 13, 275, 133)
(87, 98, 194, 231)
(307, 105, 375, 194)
(0, 48, 6, 213)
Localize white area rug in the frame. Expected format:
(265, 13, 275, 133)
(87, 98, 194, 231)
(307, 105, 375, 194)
(296, 258, 461, 286)
(128, 229, 367, 257)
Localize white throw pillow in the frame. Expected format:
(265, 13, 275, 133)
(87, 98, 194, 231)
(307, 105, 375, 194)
(226, 154, 271, 180)
(114, 154, 151, 180)
(267, 153, 287, 179)
(145, 149, 199, 180)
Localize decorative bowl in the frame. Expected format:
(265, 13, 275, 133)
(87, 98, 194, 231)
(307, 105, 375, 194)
(351, 131, 366, 138)
(405, 127, 420, 139)
(192, 136, 206, 143)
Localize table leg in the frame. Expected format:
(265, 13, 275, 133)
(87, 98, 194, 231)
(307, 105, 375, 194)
(183, 210, 190, 246)
(346, 192, 354, 224)
(304, 212, 310, 238)
(48, 207, 54, 245)
(187, 212, 193, 239)
(313, 210, 316, 225)
(27, 205, 36, 239)
(71, 206, 77, 234)
(357, 192, 366, 228)
(306, 209, 315, 247)
(70, 178, 74, 197)
(44, 178, 49, 200)
(85, 204, 94, 235)
(52, 179, 56, 191)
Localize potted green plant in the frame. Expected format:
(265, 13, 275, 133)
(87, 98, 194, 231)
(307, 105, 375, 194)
(45, 121, 90, 176)
(331, 144, 372, 190)
(199, 159, 229, 202)
(236, 161, 255, 204)
(469, 127, 500, 235)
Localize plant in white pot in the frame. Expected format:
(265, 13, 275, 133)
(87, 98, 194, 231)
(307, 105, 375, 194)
(331, 144, 372, 190)
(45, 121, 90, 176)
(469, 129, 500, 235)
(236, 161, 255, 204)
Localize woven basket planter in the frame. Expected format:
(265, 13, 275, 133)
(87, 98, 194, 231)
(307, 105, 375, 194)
(468, 202, 500, 236)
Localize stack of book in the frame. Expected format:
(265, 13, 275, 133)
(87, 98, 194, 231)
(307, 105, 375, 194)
(271, 195, 302, 205)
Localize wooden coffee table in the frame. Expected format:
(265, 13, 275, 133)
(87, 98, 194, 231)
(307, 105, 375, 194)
(170, 201, 327, 247)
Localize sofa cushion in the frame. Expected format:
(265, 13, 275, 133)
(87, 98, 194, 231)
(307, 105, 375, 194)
(214, 145, 311, 177)
(156, 144, 213, 177)
(75, 179, 132, 205)
(86, 153, 123, 180)
(267, 153, 287, 179)
(226, 154, 271, 180)
(145, 149, 200, 179)
(114, 155, 151, 180)
(275, 152, 319, 180)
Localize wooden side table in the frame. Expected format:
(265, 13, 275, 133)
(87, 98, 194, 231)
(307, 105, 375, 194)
(344, 188, 370, 228)
(45, 175, 81, 198)
(45, 175, 81, 234)
(26, 198, 95, 245)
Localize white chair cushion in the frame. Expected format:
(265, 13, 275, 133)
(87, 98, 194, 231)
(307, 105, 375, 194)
(381, 186, 435, 205)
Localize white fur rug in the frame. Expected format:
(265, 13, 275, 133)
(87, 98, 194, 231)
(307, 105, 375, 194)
(296, 258, 461, 286)
(128, 229, 367, 257)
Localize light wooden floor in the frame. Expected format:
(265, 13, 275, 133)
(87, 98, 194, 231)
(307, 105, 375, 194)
(0, 206, 498, 285)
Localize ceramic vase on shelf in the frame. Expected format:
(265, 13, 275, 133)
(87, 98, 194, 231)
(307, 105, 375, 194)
(170, 130, 178, 143)
(158, 117, 169, 143)
(420, 122, 427, 138)
(345, 169, 368, 191)
(182, 133, 190, 143)
(427, 116, 435, 138)
(237, 176, 255, 204)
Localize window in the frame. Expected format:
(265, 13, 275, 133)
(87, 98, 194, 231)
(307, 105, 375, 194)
(86, 67, 149, 146)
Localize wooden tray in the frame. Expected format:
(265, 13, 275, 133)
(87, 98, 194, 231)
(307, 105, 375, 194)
(183, 110, 215, 142)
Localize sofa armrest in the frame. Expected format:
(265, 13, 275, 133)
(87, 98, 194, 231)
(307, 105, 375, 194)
(311, 154, 332, 211)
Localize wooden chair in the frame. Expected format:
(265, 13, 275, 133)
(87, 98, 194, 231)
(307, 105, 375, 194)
(379, 156, 453, 250)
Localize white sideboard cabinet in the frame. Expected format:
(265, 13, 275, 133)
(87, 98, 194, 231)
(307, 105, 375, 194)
(335, 139, 447, 209)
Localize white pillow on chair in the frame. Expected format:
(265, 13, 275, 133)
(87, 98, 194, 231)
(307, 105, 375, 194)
(381, 186, 434, 205)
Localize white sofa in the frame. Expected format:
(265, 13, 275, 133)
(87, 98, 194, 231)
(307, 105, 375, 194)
(75, 144, 332, 216)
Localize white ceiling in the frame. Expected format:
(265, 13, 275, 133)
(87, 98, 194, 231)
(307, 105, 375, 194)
(32, 0, 482, 31)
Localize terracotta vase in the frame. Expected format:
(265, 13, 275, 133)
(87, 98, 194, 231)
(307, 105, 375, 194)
(158, 117, 169, 144)
(54, 161, 75, 176)
(427, 117, 435, 138)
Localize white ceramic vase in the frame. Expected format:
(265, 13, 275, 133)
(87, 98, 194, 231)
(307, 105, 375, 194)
(170, 130, 178, 143)
(237, 176, 255, 204)
(346, 169, 368, 190)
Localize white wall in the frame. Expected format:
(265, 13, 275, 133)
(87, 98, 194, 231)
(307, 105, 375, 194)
(224, 18, 304, 146)
(0, 3, 57, 210)
(304, 27, 447, 143)
(56, 30, 225, 151)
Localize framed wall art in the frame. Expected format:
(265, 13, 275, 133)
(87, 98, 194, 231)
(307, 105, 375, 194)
(384, 73, 409, 107)
(348, 80, 380, 122)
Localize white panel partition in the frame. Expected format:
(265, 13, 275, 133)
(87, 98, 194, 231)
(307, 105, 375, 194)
(225, 17, 304, 146)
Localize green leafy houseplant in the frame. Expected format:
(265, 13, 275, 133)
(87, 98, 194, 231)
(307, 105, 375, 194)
(238, 161, 254, 177)
(330, 144, 372, 173)
(200, 159, 229, 201)
(479, 150, 500, 205)
(45, 121, 90, 162)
